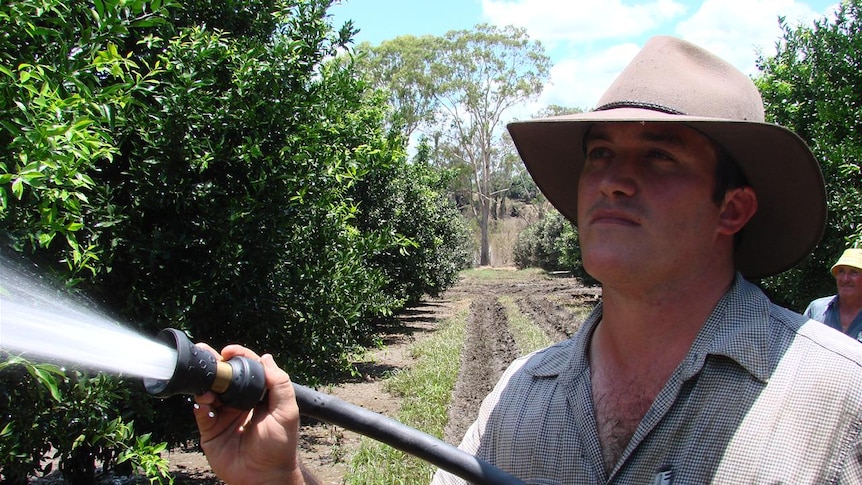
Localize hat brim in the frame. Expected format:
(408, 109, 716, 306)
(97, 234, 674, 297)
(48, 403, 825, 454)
(831, 250, 862, 275)
(507, 108, 827, 279)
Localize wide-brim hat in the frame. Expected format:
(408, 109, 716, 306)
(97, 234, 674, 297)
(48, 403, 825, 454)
(832, 248, 862, 275)
(507, 35, 826, 279)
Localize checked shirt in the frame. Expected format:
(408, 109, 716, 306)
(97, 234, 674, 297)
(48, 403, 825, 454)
(432, 274, 862, 484)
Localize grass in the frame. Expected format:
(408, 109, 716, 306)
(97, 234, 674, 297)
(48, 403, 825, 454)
(460, 267, 547, 282)
(499, 296, 553, 355)
(548, 294, 597, 324)
(345, 300, 470, 485)
(343, 271, 585, 483)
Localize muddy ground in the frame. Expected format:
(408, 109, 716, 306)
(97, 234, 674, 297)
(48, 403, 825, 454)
(57, 270, 601, 484)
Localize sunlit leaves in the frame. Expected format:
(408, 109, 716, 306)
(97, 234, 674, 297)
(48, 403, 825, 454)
(2, 1, 473, 479)
(0, 0, 168, 276)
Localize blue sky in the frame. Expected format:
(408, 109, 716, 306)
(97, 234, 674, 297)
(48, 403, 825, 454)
(329, 0, 840, 114)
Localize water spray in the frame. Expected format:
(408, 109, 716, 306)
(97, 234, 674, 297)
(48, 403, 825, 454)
(147, 328, 527, 485)
(0, 251, 525, 484)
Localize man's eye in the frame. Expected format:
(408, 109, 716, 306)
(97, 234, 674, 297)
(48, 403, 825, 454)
(648, 149, 675, 161)
(586, 147, 612, 160)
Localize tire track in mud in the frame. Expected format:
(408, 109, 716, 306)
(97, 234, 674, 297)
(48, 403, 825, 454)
(443, 295, 521, 445)
(441, 276, 601, 447)
(514, 295, 584, 342)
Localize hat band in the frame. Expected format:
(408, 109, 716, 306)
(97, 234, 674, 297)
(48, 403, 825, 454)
(594, 100, 685, 115)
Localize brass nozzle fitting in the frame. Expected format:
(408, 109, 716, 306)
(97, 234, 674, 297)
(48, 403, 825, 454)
(143, 328, 266, 410)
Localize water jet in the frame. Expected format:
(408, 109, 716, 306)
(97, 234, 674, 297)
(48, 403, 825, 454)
(0, 250, 525, 484)
(0, 254, 176, 380)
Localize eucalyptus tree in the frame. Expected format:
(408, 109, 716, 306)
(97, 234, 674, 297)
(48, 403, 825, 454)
(355, 25, 550, 265)
(353, 36, 440, 137)
(434, 24, 549, 266)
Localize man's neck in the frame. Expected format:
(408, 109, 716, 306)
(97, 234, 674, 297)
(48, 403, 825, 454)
(594, 269, 736, 365)
(587, 270, 736, 474)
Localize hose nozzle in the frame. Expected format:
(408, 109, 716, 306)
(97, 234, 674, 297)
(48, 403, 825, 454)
(143, 328, 265, 410)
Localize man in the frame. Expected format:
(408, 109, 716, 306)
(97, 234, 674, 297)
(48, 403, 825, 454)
(804, 248, 862, 340)
(193, 36, 862, 484)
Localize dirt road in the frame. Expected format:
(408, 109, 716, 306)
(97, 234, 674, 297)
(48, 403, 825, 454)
(163, 269, 601, 484)
(294, 269, 600, 484)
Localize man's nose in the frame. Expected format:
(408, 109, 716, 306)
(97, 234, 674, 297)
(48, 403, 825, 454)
(598, 159, 638, 198)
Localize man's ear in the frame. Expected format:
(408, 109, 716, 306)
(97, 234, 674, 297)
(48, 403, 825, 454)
(718, 187, 758, 236)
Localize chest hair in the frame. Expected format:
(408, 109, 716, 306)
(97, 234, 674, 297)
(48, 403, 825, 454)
(592, 367, 666, 474)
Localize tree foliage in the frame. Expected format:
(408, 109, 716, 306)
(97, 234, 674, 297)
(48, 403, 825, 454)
(1, 0, 470, 480)
(755, 1, 862, 309)
(512, 209, 592, 283)
(0, 357, 171, 484)
(352, 36, 440, 137)
(0, 1, 176, 481)
(352, 135, 472, 305)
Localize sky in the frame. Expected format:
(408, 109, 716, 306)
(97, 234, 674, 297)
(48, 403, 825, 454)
(328, 0, 840, 116)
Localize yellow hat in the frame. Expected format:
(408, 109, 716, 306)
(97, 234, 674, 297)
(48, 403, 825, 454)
(831, 248, 862, 275)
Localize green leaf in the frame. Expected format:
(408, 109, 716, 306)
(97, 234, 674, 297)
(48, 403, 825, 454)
(93, 0, 105, 20)
(28, 366, 63, 402)
(0, 421, 12, 438)
(11, 178, 23, 199)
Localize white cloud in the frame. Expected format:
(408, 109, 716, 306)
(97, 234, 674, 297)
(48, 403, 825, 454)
(484, 0, 841, 117)
(674, 0, 829, 75)
(482, 0, 688, 44)
(539, 42, 641, 110)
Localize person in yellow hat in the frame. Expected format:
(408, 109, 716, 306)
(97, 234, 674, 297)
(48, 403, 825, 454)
(804, 248, 862, 340)
(190, 36, 862, 484)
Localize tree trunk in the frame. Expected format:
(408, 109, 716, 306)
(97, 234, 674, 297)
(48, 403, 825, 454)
(479, 199, 491, 266)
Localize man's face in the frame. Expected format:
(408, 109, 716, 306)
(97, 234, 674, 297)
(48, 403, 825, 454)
(577, 122, 725, 285)
(835, 266, 862, 301)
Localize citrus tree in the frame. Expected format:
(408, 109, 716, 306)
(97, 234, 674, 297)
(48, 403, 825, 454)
(1, 0, 470, 480)
(755, 1, 862, 309)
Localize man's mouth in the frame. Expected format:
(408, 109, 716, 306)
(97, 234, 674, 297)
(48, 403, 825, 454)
(589, 208, 640, 226)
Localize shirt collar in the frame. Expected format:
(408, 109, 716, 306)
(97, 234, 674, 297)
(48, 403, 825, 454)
(522, 273, 772, 383)
(682, 273, 772, 382)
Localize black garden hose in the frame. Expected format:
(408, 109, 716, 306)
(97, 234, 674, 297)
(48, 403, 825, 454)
(293, 383, 527, 485)
(144, 328, 526, 484)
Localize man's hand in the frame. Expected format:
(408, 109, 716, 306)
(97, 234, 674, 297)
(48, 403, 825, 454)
(193, 343, 307, 485)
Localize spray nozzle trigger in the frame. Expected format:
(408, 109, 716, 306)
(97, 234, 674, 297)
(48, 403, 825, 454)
(143, 328, 266, 410)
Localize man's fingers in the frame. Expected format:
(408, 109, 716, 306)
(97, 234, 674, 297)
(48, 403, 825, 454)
(221, 344, 261, 361)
